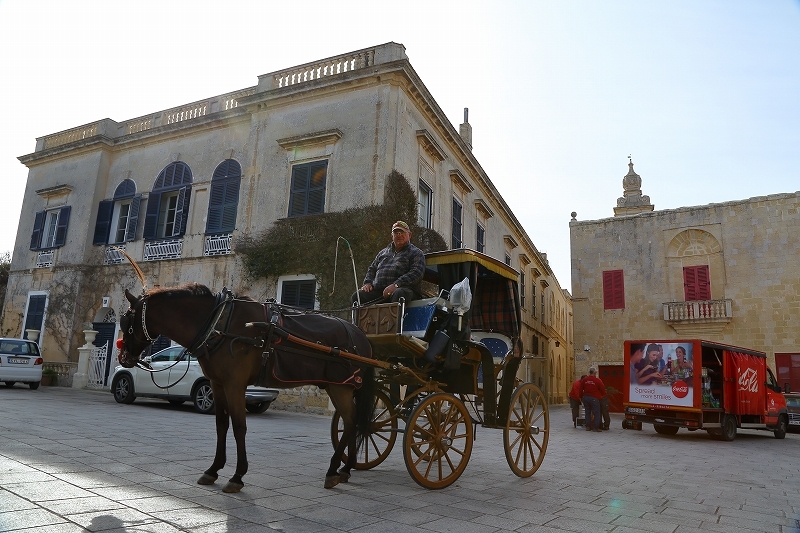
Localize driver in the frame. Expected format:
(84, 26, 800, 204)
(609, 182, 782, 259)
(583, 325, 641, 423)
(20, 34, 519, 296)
(351, 221, 425, 306)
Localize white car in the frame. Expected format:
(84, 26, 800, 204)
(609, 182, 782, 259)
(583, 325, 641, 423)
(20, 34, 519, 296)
(110, 345, 278, 414)
(0, 338, 43, 389)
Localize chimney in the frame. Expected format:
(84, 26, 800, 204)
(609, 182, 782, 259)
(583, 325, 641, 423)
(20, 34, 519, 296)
(459, 107, 472, 150)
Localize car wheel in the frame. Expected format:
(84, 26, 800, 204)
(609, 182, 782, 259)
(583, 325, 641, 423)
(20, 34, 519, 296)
(246, 401, 271, 414)
(774, 415, 787, 440)
(193, 382, 214, 414)
(4, 381, 16, 387)
(29, 381, 40, 390)
(721, 414, 737, 441)
(653, 424, 679, 436)
(113, 374, 136, 404)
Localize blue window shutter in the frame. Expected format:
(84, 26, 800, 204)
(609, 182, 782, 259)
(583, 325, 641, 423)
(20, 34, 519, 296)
(173, 187, 189, 237)
(288, 161, 327, 217)
(289, 164, 310, 217)
(93, 200, 114, 245)
(220, 179, 240, 232)
(114, 179, 136, 199)
(125, 195, 142, 242)
(142, 194, 161, 239)
(30, 211, 45, 250)
(53, 206, 71, 248)
(23, 295, 47, 335)
(281, 280, 316, 309)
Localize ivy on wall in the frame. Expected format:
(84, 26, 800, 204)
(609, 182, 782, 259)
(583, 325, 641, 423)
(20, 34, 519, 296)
(235, 170, 447, 310)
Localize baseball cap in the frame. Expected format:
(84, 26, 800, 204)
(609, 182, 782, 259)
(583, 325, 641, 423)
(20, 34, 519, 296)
(391, 221, 410, 232)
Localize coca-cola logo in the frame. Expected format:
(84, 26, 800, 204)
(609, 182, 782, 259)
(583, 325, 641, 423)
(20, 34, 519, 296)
(672, 380, 689, 398)
(738, 367, 758, 393)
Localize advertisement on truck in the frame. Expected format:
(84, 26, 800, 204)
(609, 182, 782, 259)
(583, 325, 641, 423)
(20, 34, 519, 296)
(627, 342, 696, 408)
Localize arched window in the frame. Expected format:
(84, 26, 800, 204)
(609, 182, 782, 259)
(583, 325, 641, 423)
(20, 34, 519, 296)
(143, 162, 193, 239)
(205, 159, 241, 234)
(93, 179, 141, 245)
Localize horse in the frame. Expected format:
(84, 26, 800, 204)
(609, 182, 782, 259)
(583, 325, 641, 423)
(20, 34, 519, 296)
(116, 283, 376, 492)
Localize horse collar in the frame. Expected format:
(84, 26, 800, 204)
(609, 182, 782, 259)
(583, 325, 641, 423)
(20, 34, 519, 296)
(140, 298, 156, 342)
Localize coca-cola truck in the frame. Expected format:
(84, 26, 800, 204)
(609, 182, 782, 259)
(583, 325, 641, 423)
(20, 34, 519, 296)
(622, 339, 789, 441)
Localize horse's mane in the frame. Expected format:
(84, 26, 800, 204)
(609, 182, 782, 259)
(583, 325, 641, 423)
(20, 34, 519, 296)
(147, 283, 214, 299)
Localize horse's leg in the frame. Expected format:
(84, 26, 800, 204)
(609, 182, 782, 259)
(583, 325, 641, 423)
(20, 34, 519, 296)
(325, 385, 354, 489)
(221, 384, 249, 493)
(198, 381, 228, 486)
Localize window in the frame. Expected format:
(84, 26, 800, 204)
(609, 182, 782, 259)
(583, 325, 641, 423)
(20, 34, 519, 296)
(520, 272, 526, 309)
(93, 179, 141, 245)
(451, 197, 462, 249)
(206, 159, 242, 234)
(30, 206, 71, 250)
(476, 222, 485, 252)
(603, 269, 625, 310)
(532, 282, 536, 317)
(23, 293, 47, 341)
(288, 160, 327, 217)
(504, 253, 511, 266)
(541, 289, 545, 320)
(143, 162, 192, 240)
(418, 180, 432, 228)
(278, 277, 317, 309)
(683, 265, 711, 301)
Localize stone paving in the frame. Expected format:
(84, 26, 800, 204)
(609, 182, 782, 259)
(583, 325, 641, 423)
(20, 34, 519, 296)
(0, 386, 798, 533)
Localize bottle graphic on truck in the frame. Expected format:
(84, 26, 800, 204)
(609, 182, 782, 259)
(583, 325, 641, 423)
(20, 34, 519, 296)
(623, 340, 789, 441)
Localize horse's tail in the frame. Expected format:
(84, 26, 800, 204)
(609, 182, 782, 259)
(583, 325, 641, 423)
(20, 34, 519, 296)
(354, 366, 376, 452)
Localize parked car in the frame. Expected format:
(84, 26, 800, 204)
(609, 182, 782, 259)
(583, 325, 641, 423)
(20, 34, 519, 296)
(0, 338, 43, 389)
(110, 345, 279, 414)
(786, 393, 800, 433)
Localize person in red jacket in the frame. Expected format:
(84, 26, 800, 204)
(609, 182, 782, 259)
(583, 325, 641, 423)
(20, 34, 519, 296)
(569, 376, 585, 428)
(581, 367, 606, 432)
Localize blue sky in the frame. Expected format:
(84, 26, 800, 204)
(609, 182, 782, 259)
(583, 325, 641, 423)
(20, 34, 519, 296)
(1, 0, 799, 290)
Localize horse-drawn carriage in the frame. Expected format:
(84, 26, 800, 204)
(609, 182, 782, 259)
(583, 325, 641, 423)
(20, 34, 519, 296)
(116, 248, 549, 491)
(333, 248, 550, 488)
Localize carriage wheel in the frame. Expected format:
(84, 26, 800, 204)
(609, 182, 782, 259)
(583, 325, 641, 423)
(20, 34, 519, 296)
(330, 387, 397, 470)
(403, 393, 473, 489)
(503, 383, 549, 478)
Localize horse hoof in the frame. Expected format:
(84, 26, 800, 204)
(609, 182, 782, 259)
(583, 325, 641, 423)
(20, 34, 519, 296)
(197, 473, 218, 485)
(222, 481, 244, 493)
(324, 475, 340, 489)
(337, 470, 351, 483)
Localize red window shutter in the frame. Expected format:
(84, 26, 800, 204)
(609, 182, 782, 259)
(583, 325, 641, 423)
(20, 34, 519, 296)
(683, 265, 711, 301)
(603, 270, 625, 310)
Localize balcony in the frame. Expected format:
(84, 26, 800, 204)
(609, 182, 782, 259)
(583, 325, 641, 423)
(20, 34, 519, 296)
(662, 299, 733, 336)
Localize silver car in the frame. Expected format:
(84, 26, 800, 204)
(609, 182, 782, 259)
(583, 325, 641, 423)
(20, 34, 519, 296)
(110, 345, 278, 414)
(0, 338, 43, 389)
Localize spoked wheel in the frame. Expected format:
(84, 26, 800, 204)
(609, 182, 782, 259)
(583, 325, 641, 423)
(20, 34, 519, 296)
(503, 383, 549, 477)
(331, 387, 398, 470)
(402, 393, 473, 489)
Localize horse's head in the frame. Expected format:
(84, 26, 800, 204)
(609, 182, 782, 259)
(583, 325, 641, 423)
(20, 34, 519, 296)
(117, 289, 153, 368)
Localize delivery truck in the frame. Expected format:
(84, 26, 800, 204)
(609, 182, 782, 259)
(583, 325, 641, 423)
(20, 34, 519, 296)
(622, 339, 788, 441)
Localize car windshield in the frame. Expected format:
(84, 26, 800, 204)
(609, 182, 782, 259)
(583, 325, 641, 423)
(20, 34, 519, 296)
(0, 340, 39, 356)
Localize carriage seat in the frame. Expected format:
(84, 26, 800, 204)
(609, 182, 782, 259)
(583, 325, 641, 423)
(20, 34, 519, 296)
(471, 331, 513, 387)
(401, 295, 447, 339)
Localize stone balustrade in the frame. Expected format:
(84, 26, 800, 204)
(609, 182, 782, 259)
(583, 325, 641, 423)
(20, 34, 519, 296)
(271, 49, 375, 89)
(663, 299, 733, 322)
(40, 88, 256, 151)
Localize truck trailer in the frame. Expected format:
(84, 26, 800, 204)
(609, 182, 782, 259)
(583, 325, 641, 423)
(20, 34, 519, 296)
(622, 339, 788, 441)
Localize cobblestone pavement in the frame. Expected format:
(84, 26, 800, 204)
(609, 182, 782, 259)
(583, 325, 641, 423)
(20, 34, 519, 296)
(0, 386, 798, 533)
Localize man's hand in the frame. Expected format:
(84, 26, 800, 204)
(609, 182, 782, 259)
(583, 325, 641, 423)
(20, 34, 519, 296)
(382, 283, 398, 298)
(360, 283, 374, 292)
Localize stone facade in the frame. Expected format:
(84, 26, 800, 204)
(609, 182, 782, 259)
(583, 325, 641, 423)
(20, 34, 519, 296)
(571, 161, 800, 377)
(4, 43, 572, 402)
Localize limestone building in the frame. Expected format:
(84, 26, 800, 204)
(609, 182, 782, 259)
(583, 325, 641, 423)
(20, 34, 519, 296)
(4, 42, 572, 401)
(570, 159, 800, 395)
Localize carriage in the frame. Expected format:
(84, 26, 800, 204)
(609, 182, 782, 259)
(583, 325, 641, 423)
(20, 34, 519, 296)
(332, 248, 550, 489)
(116, 248, 549, 492)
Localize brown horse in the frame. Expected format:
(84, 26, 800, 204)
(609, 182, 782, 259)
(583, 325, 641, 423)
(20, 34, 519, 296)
(117, 283, 376, 492)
